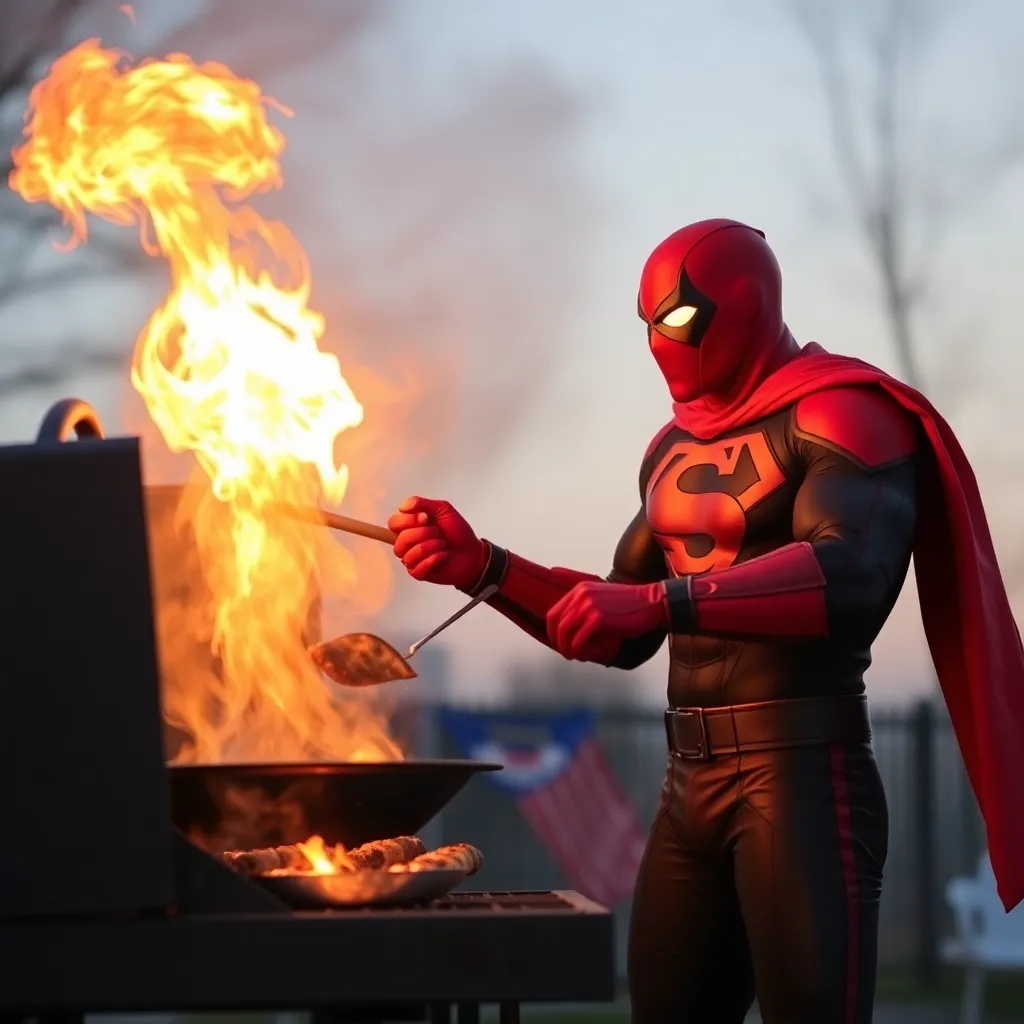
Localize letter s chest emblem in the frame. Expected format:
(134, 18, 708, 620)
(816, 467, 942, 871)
(645, 431, 785, 575)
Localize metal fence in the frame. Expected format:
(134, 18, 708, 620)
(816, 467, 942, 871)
(411, 698, 983, 983)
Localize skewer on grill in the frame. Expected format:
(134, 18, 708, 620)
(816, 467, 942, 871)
(390, 843, 484, 876)
(221, 836, 427, 876)
(348, 836, 426, 869)
(221, 843, 311, 875)
(222, 838, 482, 881)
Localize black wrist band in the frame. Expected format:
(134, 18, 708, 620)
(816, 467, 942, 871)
(664, 576, 697, 633)
(461, 541, 509, 597)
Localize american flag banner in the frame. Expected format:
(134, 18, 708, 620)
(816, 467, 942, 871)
(440, 707, 648, 908)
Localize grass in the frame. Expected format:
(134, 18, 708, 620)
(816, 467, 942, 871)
(877, 967, 1024, 1016)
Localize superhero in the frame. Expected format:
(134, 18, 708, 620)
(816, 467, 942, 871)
(387, 219, 1024, 1023)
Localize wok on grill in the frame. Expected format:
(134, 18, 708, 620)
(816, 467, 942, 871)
(170, 759, 502, 853)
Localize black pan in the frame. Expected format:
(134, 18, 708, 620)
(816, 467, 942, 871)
(169, 759, 501, 854)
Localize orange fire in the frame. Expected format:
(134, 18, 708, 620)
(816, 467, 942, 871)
(289, 835, 422, 875)
(9, 40, 401, 762)
(294, 835, 348, 875)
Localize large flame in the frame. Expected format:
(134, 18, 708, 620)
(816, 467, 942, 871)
(10, 39, 401, 762)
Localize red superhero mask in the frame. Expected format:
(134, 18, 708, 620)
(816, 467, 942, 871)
(638, 218, 798, 404)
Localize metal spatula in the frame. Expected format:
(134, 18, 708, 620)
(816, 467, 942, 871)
(310, 584, 499, 688)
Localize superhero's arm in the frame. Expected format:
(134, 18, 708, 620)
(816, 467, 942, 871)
(465, 505, 669, 669)
(663, 388, 919, 641)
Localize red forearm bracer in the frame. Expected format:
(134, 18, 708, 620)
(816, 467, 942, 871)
(463, 542, 601, 648)
(666, 542, 828, 638)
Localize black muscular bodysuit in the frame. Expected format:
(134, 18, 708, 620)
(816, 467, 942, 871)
(469, 385, 919, 1024)
(614, 395, 916, 705)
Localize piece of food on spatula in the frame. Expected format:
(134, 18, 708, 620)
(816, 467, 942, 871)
(309, 633, 417, 687)
(390, 842, 484, 876)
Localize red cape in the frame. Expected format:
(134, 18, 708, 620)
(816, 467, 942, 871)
(674, 344, 1024, 912)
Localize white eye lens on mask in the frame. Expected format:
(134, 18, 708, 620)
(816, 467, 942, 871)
(660, 305, 697, 328)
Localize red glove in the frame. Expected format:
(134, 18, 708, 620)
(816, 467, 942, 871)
(546, 580, 669, 661)
(386, 495, 488, 589)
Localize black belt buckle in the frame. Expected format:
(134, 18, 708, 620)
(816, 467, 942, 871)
(666, 708, 711, 761)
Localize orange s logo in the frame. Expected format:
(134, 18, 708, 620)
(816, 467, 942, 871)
(645, 431, 786, 575)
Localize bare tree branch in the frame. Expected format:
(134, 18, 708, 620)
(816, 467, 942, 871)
(785, 1, 873, 215)
(0, 345, 124, 399)
(782, 0, 1021, 396)
(0, 0, 382, 399)
(0, 0, 146, 402)
(0, 0, 596, 479)
(784, 0, 1024, 595)
(0, 254, 160, 307)
(0, 1, 86, 99)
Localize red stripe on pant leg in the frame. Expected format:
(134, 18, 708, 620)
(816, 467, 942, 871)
(829, 744, 860, 1024)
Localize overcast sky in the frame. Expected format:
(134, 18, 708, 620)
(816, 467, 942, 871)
(2, 0, 1021, 706)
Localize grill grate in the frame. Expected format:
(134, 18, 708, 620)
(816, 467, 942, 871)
(435, 891, 582, 911)
(297, 890, 596, 917)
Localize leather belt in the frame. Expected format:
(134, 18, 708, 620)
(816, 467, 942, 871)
(664, 695, 871, 760)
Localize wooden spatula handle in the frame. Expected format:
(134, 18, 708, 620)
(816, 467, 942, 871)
(272, 504, 397, 544)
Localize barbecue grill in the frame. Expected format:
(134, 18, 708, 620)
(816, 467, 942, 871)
(0, 400, 615, 1024)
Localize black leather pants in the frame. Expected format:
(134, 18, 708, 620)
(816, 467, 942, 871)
(627, 741, 888, 1023)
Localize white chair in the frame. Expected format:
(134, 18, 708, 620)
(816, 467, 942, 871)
(941, 850, 1024, 1024)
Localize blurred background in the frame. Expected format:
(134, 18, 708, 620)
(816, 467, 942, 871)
(3, 0, 1023, 1020)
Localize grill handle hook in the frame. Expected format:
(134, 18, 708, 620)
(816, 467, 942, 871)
(36, 397, 106, 443)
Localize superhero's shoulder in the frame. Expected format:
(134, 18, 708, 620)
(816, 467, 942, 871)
(792, 386, 918, 469)
(642, 419, 678, 462)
